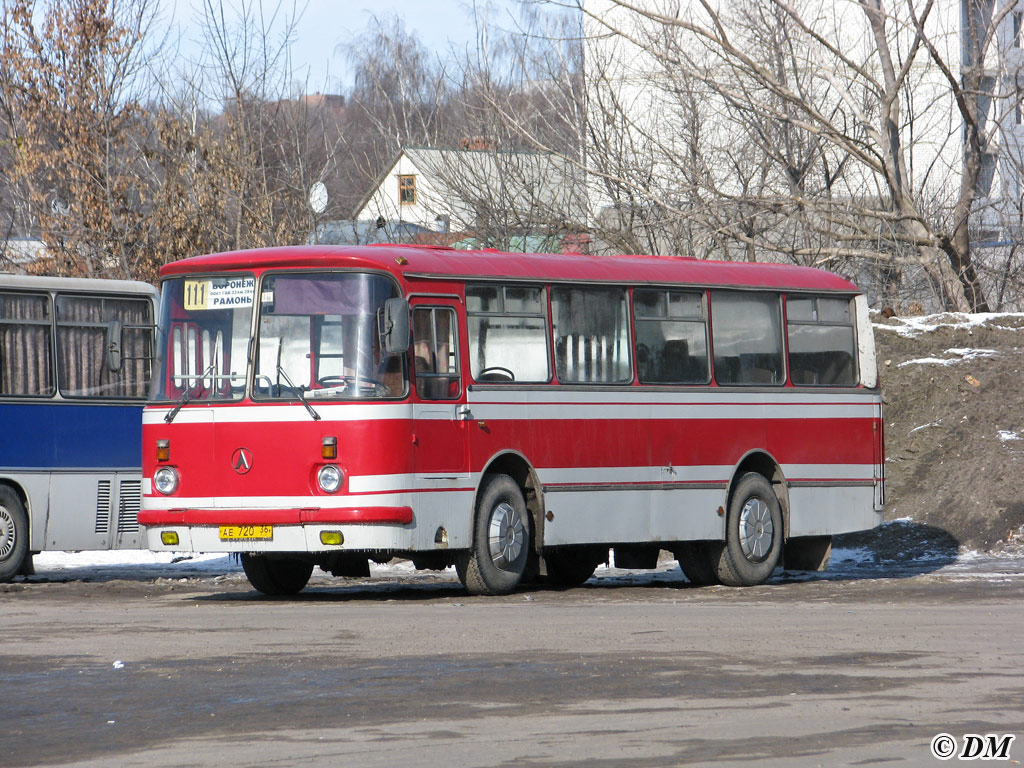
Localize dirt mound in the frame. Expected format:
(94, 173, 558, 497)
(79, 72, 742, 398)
(871, 312, 1024, 552)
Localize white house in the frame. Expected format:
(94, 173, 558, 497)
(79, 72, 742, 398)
(0, 237, 45, 273)
(352, 145, 584, 248)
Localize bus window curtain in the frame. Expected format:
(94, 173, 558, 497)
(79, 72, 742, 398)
(0, 293, 53, 396)
(57, 297, 152, 398)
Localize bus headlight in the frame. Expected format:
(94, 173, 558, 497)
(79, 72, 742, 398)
(317, 465, 343, 493)
(153, 466, 180, 495)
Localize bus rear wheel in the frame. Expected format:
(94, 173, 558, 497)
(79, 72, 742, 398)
(458, 474, 530, 596)
(712, 473, 783, 587)
(0, 487, 29, 583)
(240, 554, 313, 595)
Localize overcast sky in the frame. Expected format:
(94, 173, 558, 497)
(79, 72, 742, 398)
(171, 0, 519, 94)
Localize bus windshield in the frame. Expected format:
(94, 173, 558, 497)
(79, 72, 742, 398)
(152, 275, 255, 402)
(254, 272, 405, 400)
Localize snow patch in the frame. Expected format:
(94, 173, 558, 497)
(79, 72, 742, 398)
(33, 550, 239, 578)
(998, 430, 1022, 442)
(897, 347, 1000, 368)
(830, 546, 873, 564)
(874, 311, 1024, 338)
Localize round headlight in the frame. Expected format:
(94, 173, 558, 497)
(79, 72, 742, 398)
(317, 464, 343, 493)
(153, 466, 179, 495)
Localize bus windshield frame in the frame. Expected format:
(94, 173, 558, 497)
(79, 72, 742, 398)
(150, 270, 408, 404)
(150, 274, 256, 403)
(252, 270, 407, 402)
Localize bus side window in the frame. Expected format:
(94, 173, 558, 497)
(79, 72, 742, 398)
(551, 286, 631, 383)
(412, 307, 460, 400)
(466, 284, 549, 383)
(787, 296, 857, 387)
(0, 291, 54, 396)
(710, 291, 784, 385)
(55, 294, 154, 398)
(634, 289, 709, 384)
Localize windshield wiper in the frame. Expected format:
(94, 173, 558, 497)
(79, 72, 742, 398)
(165, 365, 215, 423)
(276, 365, 321, 421)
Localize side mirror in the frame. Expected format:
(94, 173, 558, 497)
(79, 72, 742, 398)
(382, 298, 410, 355)
(105, 319, 123, 372)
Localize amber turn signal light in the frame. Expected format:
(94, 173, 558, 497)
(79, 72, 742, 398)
(156, 439, 170, 462)
(321, 436, 337, 460)
(320, 530, 343, 546)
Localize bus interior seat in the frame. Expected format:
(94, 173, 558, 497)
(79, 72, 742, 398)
(662, 339, 689, 382)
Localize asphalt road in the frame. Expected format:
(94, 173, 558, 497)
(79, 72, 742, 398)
(3, 558, 1023, 767)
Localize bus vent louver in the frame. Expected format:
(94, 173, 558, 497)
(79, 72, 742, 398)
(117, 480, 142, 533)
(94, 480, 112, 534)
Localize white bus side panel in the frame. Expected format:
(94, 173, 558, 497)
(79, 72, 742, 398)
(788, 485, 881, 537)
(541, 487, 726, 546)
(45, 472, 144, 551)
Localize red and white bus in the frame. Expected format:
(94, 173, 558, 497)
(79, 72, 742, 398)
(140, 245, 883, 595)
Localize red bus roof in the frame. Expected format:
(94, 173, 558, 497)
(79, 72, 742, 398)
(159, 244, 860, 292)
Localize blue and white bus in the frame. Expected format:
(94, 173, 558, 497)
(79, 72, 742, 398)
(0, 274, 158, 580)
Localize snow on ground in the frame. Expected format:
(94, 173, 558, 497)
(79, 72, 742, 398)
(33, 550, 240, 581)
(897, 347, 1000, 367)
(998, 429, 1022, 442)
(873, 311, 1024, 338)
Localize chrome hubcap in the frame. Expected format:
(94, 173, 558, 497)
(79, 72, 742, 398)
(488, 502, 525, 570)
(0, 505, 15, 560)
(739, 498, 773, 563)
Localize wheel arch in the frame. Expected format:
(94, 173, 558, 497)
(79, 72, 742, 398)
(0, 476, 33, 579)
(727, 450, 790, 540)
(0, 476, 33, 541)
(0, 477, 30, 512)
(476, 450, 544, 551)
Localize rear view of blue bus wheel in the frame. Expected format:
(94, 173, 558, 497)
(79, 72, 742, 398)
(0, 486, 29, 582)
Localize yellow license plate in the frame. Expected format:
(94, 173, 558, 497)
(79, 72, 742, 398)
(219, 525, 273, 541)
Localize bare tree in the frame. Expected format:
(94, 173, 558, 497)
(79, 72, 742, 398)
(0, 0, 163, 278)
(337, 15, 451, 216)
(481, 0, 1023, 311)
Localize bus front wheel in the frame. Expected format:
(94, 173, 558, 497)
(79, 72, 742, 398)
(457, 474, 530, 596)
(240, 554, 313, 595)
(713, 473, 783, 587)
(0, 486, 29, 583)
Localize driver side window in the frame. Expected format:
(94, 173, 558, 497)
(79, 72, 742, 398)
(412, 307, 460, 400)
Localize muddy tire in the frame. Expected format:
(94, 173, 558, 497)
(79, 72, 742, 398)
(673, 542, 720, 586)
(0, 486, 29, 583)
(711, 473, 783, 587)
(241, 554, 313, 595)
(457, 474, 530, 596)
(543, 546, 605, 587)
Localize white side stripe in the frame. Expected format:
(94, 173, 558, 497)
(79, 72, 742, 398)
(144, 403, 413, 425)
(468, 402, 875, 421)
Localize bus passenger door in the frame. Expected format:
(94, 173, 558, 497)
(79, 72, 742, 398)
(873, 399, 885, 510)
(410, 302, 470, 489)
